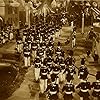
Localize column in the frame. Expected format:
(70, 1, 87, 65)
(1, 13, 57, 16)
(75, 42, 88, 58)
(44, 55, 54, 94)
(82, 12, 84, 34)
(25, 3, 30, 28)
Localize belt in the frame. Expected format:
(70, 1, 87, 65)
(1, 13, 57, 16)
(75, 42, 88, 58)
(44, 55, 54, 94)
(81, 89, 88, 92)
(39, 53, 43, 55)
(42, 73, 47, 75)
(49, 91, 57, 95)
(35, 63, 40, 65)
(47, 62, 52, 64)
(80, 72, 84, 74)
(65, 91, 73, 94)
(53, 71, 59, 74)
(60, 64, 65, 66)
(56, 52, 61, 54)
(94, 89, 100, 92)
(32, 46, 37, 49)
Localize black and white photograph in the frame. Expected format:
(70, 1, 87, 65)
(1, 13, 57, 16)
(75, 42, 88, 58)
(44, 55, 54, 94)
(0, 0, 100, 100)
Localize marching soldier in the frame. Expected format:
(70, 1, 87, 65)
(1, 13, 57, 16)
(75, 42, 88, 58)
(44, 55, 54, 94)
(40, 64, 48, 94)
(91, 71, 100, 100)
(64, 60, 76, 82)
(23, 45, 31, 68)
(34, 56, 41, 82)
(45, 80, 59, 100)
(62, 80, 75, 100)
(55, 42, 62, 56)
(52, 64, 60, 85)
(31, 41, 38, 60)
(16, 36, 22, 53)
(59, 60, 66, 82)
(88, 27, 96, 40)
(76, 79, 91, 100)
(78, 59, 89, 81)
(65, 50, 75, 66)
(23, 29, 27, 43)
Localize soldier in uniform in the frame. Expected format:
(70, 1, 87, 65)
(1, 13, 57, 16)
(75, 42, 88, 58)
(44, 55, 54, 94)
(76, 79, 91, 100)
(91, 71, 100, 100)
(45, 80, 59, 100)
(55, 42, 62, 56)
(64, 60, 76, 82)
(78, 58, 89, 81)
(31, 41, 38, 60)
(16, 36, 22, 53)
(88, 27, 96, 40)
(40, 65, 48, 94)
(65, 50, 75, 66)
(23, 29, 27, 43)
(23, 45, 31, 67)
(62, 79, 75, 100)
(34, 56, 41, 82)
(52, 64, 61, 85)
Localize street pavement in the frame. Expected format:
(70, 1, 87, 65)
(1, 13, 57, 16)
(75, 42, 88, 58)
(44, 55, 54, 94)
(6, 25, 100, 100)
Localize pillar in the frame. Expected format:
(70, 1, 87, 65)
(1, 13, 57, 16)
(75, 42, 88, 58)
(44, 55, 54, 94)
(25, 3, 30, 28)
(82, 12, 84, 34)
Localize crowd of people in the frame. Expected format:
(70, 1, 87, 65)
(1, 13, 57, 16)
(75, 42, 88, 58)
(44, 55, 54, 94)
(0, 25, 14, 45)
(13, 2, 100, 100)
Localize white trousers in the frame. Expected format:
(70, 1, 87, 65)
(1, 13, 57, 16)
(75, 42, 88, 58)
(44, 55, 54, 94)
(72, 38, 76, 48)
(34, 68, 40, 81)
(9, 33, 13, 40)
(17, 44, 22, 53)
(23, 36, 26, 42)
(3, 38, 5, 44)
(32, 50, 37, 60)
(59, 70, 65, 82)
(24, 56, 30, 67)
(40, 79, 47, 94)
